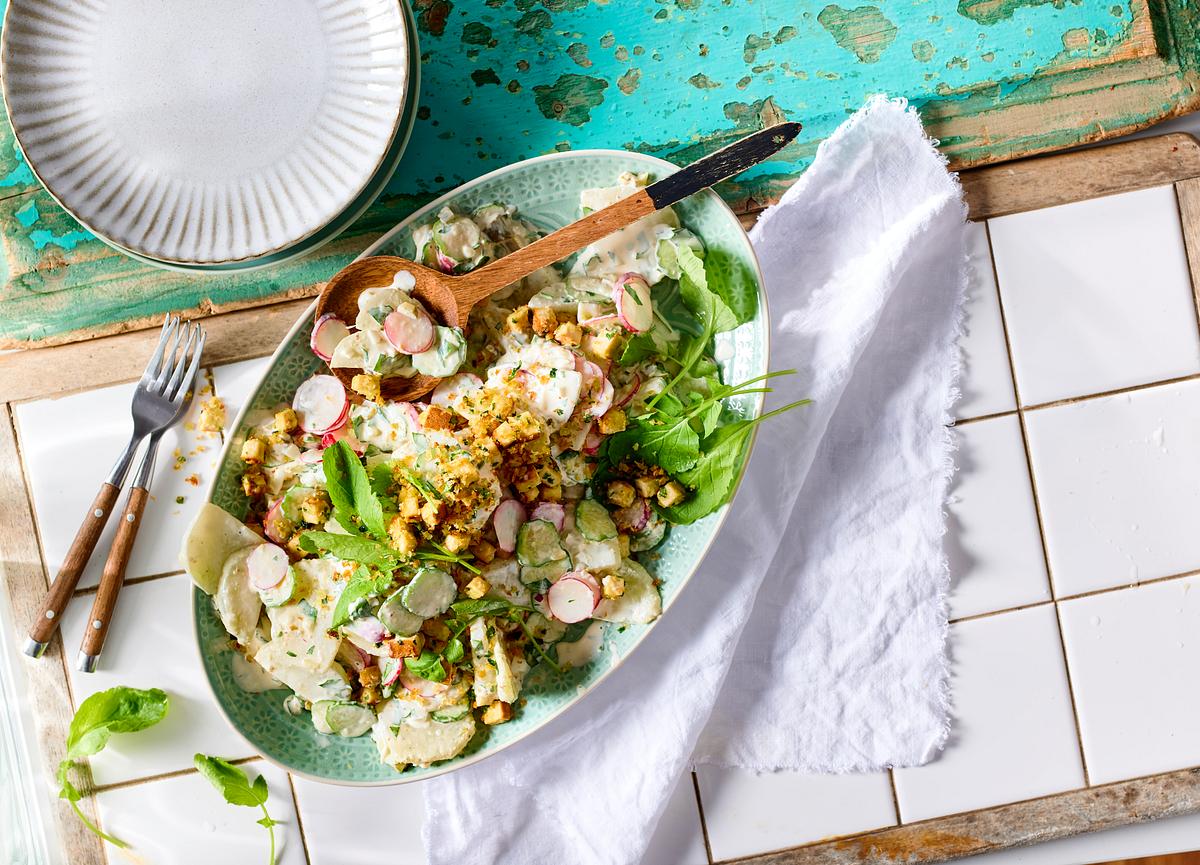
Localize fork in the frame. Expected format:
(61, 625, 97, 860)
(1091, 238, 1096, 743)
(73, 318, 206, 672)
(20, 316, 205, 662)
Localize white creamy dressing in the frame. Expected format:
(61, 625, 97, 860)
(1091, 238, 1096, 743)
(573, 175, 679, 284)
(231, 650, 283, 693)
(555, 620, 607, 668)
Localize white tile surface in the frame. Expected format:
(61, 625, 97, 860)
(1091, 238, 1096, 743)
(60, 575, 253, 785)
(292, 771, 708, 865)
(1024, 379, 1200, 596)
(956, 222, 1016, 420)
(696, 766, 895, 860)
(893, 606, 1084, 822)
(15, 371, 220, 588)
(947, 415, 1049, 619)
(1059, 575, 1200, 785)
(95, 760, 303, 865)
(292, 775, 426, 865)
(989, 185, 1200, 406)
(212, 356, 272, 422)
(960, 810, 1200, 864)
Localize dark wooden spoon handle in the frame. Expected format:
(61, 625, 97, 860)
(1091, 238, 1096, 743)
(25, 482, 121, 655)
(77, 486, 150, 670)
(457, 121, 802, 308)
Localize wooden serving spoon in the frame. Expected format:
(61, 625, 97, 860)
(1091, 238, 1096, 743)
(314, 120, 801, 402)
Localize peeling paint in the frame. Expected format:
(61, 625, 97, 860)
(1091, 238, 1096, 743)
(688, 72, 722, 88)
(515, 9, 552, 40)
(817, 5, 899, 63)
(532, 73, 608, 125)
(743, 32, 773, 64)
(958, 0, 1083, 26)
(471, 67, 501, 86)
(616, 67, 641, 94)
(461, 22, 492, 45)
(912, 38, 936, 61)
(567, 41, 592, 67)
(413, 0, 452, 37)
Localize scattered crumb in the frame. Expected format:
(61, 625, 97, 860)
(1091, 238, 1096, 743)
(175, 495, 186, 505)
(185, 474, 200, 487)
(198, 396, 226, 433)
(173, 449, 186, 470)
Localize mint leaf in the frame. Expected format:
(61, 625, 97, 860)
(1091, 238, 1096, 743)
(676, 245, 737, 334)
(449, 598, 515, 619)
(619, 333, 657, 365)
(344, 445, 385, 539)
(443, 638, 465, 664)
(331, 568, 394, 629)
(404, 650, 448, 682)
(299, 531, 399, 568)
(321, 443, 360, 535)
(194, 755, 277, 865)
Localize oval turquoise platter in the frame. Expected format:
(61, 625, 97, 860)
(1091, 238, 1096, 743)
(193, 149, 770, 784)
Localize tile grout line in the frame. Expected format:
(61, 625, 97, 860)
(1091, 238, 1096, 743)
(91, 754, 259, 794)
(284, 772, 314, 865)
(71, 570, 186, 598)
(886, 768, 904, 826)
(690, 770, 716, 865)
(1168, 180, 1200, 349)
(982, 220, 1092, 788)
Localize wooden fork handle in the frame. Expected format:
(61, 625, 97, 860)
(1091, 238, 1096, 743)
(77, 486, 150, 671)
(25, 482, 122, 655)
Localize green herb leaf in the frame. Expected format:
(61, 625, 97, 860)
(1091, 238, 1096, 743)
(299, 531, 399, 568)
(194, 755, 277, 865)
(675, 245, 737, 334)
(330, 568, 395, 629)
(404, 650, 448, 682)
(443, 639, 465, 664)
(343, 444, 385, 539)
(449, 598, 515, 620)
(321, 442, 359, 535)
(619, 333, 658, 365)
(57, 686, 169, 848)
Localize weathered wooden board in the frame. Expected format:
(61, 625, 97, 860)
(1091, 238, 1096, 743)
(1, 0, 1198, 346)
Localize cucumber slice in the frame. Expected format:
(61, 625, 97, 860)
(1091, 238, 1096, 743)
(516, 520, 568, 567)
(312, 700, 375, 738)
(631, 512, 667, 552)
(430, 702, 471, 723)
(520, 556, 572, 586)
(378, 589, 424, 636)
(400, 567, 457, 618)
(412, 326, 466, 378)
(258, 566, 297, 607)
(575, 499, 618, 542)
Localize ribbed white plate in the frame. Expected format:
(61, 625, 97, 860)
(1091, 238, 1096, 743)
(1, 0, 409, 265)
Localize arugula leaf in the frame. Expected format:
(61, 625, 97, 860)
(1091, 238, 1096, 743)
(675, 245, 737, 334)
(449, 598, 515, 620)
(665, 398, 811, 523)
(604, 418, 700, 475)
(404, 650, 448, 682)
(58, 686, 169, 848)
(299, 531, 399, 568)
(194, 755, 277, 865)
(619, 333, 658, 365)
(443, 638, 465, 664)
(321, 443, 360, 535)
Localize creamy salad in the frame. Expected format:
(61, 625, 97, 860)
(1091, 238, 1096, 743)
(183, 173, 801, 772)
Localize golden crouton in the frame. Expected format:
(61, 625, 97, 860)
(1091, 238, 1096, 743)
(505, 305, 532, 335)
(493, 411, 541, 447)
(421, 499, 444, 529)
(582, 328, 624, 363)
(241, 468, 266, 499)
(299, 492, 330, 525)
(656, 480, 687, 508)
(617, 533, 631, 558)
(360, 685, 381, 705)
(274, 408, 298, 434)
(442, 531, 471, 554)
(388, 635, 423, 659)
(463, 576, 490, 600)
(351, 373, 381, 402)
(606, 480, 636, 509)
(387, 516, 419, 555)
(358, 666, 382, 687)
(398, 486, 422, 521)
(553, 321, 583, 347)
(596, 408, 627, 435)
(198, 397, 226, 433)
(540, 484, 563, 502)
(531, 307, 558, 337)
(421, 619, 451, 641)
(420, 404, 453, 431)
(634, 476, 663, 498)
(481, 701, 513, 725)
(240, 436, 266, 465)
(470, 539, 496, 564)
(284, 533, 306, 558)
(602, 574, 626, 599)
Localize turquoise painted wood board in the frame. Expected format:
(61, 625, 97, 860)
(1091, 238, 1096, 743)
(1, 0, 1197, 346)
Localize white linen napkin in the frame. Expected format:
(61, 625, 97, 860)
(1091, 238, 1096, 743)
(423, 96, 968, 864)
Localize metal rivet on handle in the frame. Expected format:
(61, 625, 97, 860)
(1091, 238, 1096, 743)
(45, 610, 55, 619)
(91, 620, 102, 630)
(126, 513, 135, 522)
(94, 509, 104, 518)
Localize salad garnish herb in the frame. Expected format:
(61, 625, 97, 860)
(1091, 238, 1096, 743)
(193, 755, 278, 865)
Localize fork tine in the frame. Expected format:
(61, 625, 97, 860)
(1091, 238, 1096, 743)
(171, 328, 206, 407)
(153, 319, 186, 392)
(165, 323, 199, 401)
(141, 315, 178, 385)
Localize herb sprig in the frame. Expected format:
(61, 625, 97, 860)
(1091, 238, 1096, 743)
(194, 755, 278, 865)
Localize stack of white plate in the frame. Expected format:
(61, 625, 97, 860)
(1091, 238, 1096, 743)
(1, 0, 419, 272)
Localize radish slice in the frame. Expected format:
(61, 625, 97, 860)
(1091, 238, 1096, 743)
(321, 423, 364, 455)
(583, 425, 603, 456)
(613, 498, 650, 533)
(432, 373, 484, 409)
(614, 372, 642, 408)
(530, 502, 565, 532)
(435, 251, 457, 274)
(379, 655, 403, 686)
(343, 615, 389, 644)
(263, 499, 291, 544)
(384, 308, 435, 354)
(580, 313, 619, 329)
(338, 642, 371, 673)
(588, 377, 614, 419)
(614, 273, 653, 333)
(247, 543, 289, 590)
(299, 448, 325, 464)
(547, 572, 601, 623)
(493, 499, 526, 554)
(293, 375, 348, 435)
(310, 314, 350, 362)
